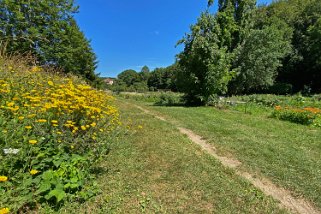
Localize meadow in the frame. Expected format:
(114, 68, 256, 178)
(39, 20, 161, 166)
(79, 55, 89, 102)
(59, 99, 287, 213)
(1, 0, 321, 213)
(2, 63, 320, 213)
(118, 92, 321, 211)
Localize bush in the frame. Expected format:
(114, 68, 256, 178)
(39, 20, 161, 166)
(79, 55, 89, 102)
(0, 56, 120, 212)
(155, 93, 182, 106)
(241, 94, 282, 107)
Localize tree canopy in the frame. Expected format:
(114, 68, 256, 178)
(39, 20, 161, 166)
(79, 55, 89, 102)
(0, 0, 98, 83)
(175, 0, 321, 103)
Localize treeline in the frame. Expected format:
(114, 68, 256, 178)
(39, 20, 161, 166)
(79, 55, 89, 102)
(176, 0, 321, 104)
(0, 0, 100, 85)
(177, 0, 321, 103)
(111, 0, 320, 105)
(109, 65, 178, 92)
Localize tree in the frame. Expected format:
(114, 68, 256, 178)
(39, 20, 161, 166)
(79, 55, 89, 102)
(45, 19, 98, 81)
(139, 65, 150, 81)
(147, 68, 165, 90)
(177, 0, 259, 103)
(215, 0, 256, 50)
(177, 12, 234, 104)
(229, 24, 291, 93)
(0, 0, 98, 83)
(263, 0, 321, 92)
(117, 69, 140, 87)
(303, 17, 321, 91)
(148, 65, 177, 91)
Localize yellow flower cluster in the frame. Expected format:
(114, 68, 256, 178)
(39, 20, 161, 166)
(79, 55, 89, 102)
(0, 208, 9, 214)
(0, 63, 121, 212)
(275, 106, 321, 115)
(0, 64, 120, 146)
(30, 169, 40, 175)
(0, 176, 8, 182)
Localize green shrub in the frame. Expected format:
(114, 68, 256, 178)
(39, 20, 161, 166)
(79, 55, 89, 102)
(155, 93, 182, 106)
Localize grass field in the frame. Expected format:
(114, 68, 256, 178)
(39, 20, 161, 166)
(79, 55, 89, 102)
(58, 99, 287, 213)
(119, 96, 321, 211)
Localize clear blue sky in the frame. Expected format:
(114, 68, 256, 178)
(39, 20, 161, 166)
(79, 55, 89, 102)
(74, 0, 271, 77)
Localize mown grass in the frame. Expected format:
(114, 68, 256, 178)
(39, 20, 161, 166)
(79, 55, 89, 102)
(58, 99, 286, 213)
(128, 100, 321, 209)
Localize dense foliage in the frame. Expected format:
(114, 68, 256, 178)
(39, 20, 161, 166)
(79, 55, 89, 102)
(176, 12, 234, 104)
(0, 0, 99, 83)
(110, 65, 177, 93)
(175, 0, 321, 104)
(104, 0, 320, 106)
(0, 55, 120, 212)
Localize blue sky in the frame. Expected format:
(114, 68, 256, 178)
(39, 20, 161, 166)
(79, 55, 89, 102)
(74, 0, 272, 77)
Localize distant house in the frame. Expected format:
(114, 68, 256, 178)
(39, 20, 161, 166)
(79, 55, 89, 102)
(103, 78, 115, 85)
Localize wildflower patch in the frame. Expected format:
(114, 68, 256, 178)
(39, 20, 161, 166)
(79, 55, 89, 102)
(0, 61, 120, 211)
(272, 106, 321, 126)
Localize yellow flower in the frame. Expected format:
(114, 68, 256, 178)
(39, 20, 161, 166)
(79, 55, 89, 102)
(31, 66, 42, 72)
(57, 131, 62, 135)
(18, 116, 25, 120)
(48, 81, 54, 86)
(0, 176, 8, 182)
(28, 114, 36, 118)
(6, 102, 14, 107)
(29, 140, 37, 145)
(81, 126, 86, 130)
(25, 126, 32, 130)
(30, 169, 39, 175)
(37, 119, 47, 123)
(138, 125, 143, 129)
(90, 122, 96, 127)
(0, 207, 10, 214)
(275, 105, 282, 111)
(51, 120, 58, 124)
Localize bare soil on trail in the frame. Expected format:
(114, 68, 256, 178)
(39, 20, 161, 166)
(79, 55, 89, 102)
(133, 103, 321, 214)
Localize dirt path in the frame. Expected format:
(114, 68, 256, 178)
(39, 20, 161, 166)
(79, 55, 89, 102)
(133, 104, 320, 214)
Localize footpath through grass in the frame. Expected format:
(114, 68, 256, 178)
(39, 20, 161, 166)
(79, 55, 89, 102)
(63, 99, 286, 213)
(129, 100, 321, 210)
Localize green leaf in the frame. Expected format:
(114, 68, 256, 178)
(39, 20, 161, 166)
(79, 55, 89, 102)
(53, 159, 63, 168)
(42, 170, 54, 181)
(70, 177, 78, 183)
(64, 183, 71, 189)
(45, 188, 66, 203)
(70, 183, 79, 189)
(36, 182, 51, 195)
